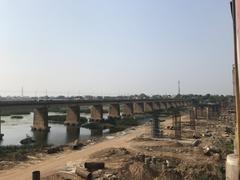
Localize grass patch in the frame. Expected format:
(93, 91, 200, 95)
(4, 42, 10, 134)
(82, 117, 139, 133)
(0, 145, 46, 161)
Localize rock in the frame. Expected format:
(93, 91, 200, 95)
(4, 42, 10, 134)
(144, 157, 151, 165)
(84, 162, 105, 172)
(92, 169, 103, 179)
(70, 139, 84, 150)
(20, 136, 35, 145)
(205, 129, 210, 133)
(225, 127, 233, 134)
(11, 115, 23, 119)
(209, 146, 221, 153)
(166, 160, 176, 168)
(192, 140, 201, 147)
(105, 173, 113, 178)
(203, 146, 221, 156)
(193, 132, 201, 139)
(203, 132, 212, 137)
(75, 167, 92, 179)
(212, 153, 221, 161)
(151, 156, 157, 165)
(203, 146, 212, 156)
(135, 153, 145, 162)
(106, 136, 115, 140)
(46, 146, 63, 154)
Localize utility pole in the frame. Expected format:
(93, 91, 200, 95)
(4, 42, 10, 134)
(226, 1, 240, 178)
(232, 0, 240, 164)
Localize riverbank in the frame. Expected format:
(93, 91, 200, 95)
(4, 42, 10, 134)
(0, 115, 149, 169)
(0, 112, 233, 180)
(0, 117, 154, 179)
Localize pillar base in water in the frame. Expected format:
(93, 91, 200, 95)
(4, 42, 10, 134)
(0, 134, 4, 140)
(226, 154, 238, 180)
(31, 126, 51, 132)
(64, 121, 80, 126)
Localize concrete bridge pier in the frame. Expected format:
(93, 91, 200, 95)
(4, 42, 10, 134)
(165, 102, 171, 109)
(144, 102, 153, 113)
(206, 106, 213, 120)
(177, 102, 180, 107)
(153, 102, 160, 111)
(66, 126, 80, 142)
(108, 104, 120, 119)
(32, 107, 50, 131)
(122, 103, 134, 117)
(159, 102, 166, 110)
(90, 105, 103, 122)
(179, 102, 183, 107)
(193, 107, 198, 119)
(170, 102, 177, 108)
(133, 102, 144, 114)
(0, 110, 4, 140)
(64, 105, 80, 126)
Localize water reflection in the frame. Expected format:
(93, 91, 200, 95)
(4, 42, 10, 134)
(33, 131, 49, 145)
(90, 129, 103, 136)
(66, 126, 80, 143)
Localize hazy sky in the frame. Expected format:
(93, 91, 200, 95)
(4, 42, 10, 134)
(0, 1, 234, 96)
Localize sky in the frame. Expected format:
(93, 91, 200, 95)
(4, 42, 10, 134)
(0, 0, 234, 96)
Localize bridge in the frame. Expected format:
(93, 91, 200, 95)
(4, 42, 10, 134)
(0, 98, 190, 139)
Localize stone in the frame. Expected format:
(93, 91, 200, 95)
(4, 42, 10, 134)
(203, 133, 212, 137)
(46, 146, 63, 154)
(75, 167, 92, 179)
(212, 153, 221, 161)
(193, 132, 201, 139)
(209, 146, 221, 153)
(70, 139, 84, 150)
(203, 146, 212, 156)
(192, 140, 201, 147)
(144, 157, 151, 165)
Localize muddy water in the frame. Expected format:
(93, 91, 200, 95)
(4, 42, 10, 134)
(0, 112, 110, 146)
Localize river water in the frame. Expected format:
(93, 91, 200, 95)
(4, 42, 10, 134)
(0, 112, 111, 146)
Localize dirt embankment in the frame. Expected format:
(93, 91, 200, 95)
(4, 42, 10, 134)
(0, 114, 235, 180)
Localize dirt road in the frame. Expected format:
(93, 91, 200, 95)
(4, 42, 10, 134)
(0, 123, 149, 180)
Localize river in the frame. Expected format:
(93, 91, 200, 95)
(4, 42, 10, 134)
(0, 112, 111, 146)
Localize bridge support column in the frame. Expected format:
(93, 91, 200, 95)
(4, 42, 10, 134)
(109, 104, 120, 119)
(122, 103, 134, 117)
(0, 111, 4, 140)
(64, 105, 80, 126)
(170, 102, 177, 108)
(160, 102, 167, 110)
(193, 107, 198, 119)
(32, 107, 50, 131)
(175, 102, 179, 107)
(164, 102, 171, 109)
(90, 105, 103, 122)
(153, 102, 160, 111)
(133, 103, 144, 114)
(144, 102, 153, 113)
(66, 126, 80, 142)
